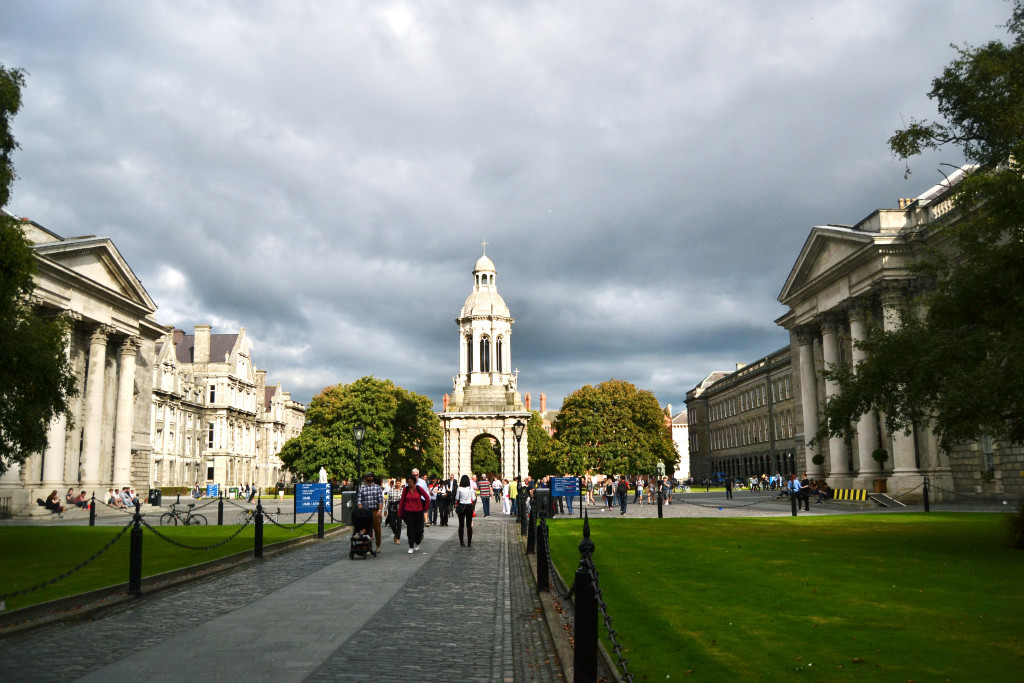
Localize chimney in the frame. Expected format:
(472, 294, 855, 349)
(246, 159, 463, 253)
(540, 393, 547, 413)
(194, 325, 211, 363)
(255, 369, 266, 397)
(443, 393, 450, 410)
(735, 362, 746, 371)
(525, 393, 532, 411)
(173, 328, 185, 345)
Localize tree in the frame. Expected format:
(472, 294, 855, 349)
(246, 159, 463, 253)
(279, 376, 441, 481)
(820, 2, 1024, 451)
(551, 379, 675, 475)
(470, 436, 501, 475)
(526, 410, 559, 477)
(0, 65, 77, 475)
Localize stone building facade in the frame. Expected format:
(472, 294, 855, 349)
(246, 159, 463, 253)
(1, 218, 165, 512)
(441, 250, 530, 479)
(150, 326, 306, 490)
(686, 349, 797, 483)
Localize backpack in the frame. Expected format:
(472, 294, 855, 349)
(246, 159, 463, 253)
(605, 483, 614, 497)
(617, 480, 627, 494)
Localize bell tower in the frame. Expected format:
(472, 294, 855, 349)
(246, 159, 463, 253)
(442, 245, 530, 479)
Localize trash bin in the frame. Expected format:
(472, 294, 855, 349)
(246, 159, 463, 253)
(149, 489, 162, 507)
(341, 491, 357, 526)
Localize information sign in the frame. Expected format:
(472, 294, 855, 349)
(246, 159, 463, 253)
(206, 484, 220, 498)
(295, 482, 332, 513)
(550, 477, 580, 497)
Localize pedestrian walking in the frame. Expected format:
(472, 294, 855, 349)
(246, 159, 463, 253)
(617, 477, 628, 515)
(398, 474, 430, 554)
(455, 474, 477, 547)
(725, 477, 733, 500)
(356, 473, 384, 553)
(477, 474, 492, 517)
(501, 478, 511, 515)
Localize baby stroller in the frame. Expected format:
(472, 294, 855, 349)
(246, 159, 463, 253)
(349, 507, 377, 560)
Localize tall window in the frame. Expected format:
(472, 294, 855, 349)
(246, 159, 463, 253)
(496, 337, 503, 373)
(208, 423, 215, 448)
(479, 336, 491, 372)
(465, 334, 474, 372)
(209, 384, 216, 404)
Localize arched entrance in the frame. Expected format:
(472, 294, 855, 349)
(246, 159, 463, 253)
(470, 433, 502, 476)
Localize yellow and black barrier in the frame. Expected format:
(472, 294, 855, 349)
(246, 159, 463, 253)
(831, 488, 868, 501)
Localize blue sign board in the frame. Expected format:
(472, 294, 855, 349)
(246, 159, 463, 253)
(206, 484, 220, 498)
(295, 482, 333, 513)
(551, 477, 580, 497)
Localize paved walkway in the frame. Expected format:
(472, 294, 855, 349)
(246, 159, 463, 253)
(0, 515, 563, 683)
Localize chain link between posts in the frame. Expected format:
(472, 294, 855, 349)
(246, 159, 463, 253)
(266, 509, 319, 531)
(140, 516, 252, 550)
(539, 522, 575, 600)
(582, 554, 634, 682)
(0, 520, 134, 606)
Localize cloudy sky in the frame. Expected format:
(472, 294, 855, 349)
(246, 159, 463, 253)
(1, 0, 1011, 411)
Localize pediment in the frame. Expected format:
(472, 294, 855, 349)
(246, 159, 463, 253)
(33, 237, 157, 311)
(778, 226, 876, 304)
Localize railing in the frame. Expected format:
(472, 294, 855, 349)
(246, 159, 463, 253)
(533, 489, 634, 683)
(0, 496, 331, 613)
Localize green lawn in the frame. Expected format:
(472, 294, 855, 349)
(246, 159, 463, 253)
(547, 513, 1024, 682)
(0, 522, 339, 612)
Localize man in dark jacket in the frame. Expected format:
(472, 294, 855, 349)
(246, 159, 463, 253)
(617, 477, 628, 515)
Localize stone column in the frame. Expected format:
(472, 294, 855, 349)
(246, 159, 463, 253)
(879, 285, 922, 494)
(848, 303, 881, 486)
(41, 320, 77, 488)
(80, 325, 112, 487)
(112, 336, 140, 486)
(795, 328, 821, 477)
(819, 313, 852, 486)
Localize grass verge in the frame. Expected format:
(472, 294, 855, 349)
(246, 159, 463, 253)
(0, 522, 339, 611)
(547, 513, 1024, 682)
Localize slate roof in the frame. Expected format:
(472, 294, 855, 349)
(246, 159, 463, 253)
(172, 331, 239, 364)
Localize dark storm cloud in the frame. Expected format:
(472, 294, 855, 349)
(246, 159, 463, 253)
(0, 0, 1011, 412)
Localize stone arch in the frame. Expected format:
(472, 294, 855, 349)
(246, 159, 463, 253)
(470, 432, 502, 476)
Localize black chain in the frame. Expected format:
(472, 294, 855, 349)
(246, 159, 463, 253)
(0, 520, 134, 604)
(266, 509, 319, 530)
(583, 556, 634, 683)
(140, 517, 252, 550)
(672, 494, 778, 510)
(539, 522, 576, 600)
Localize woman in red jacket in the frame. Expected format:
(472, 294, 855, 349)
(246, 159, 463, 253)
(398, 474, 430, 554)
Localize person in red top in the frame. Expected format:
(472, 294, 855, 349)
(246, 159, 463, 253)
(398, 474, 430, 554)
(477, 474, 492, 517)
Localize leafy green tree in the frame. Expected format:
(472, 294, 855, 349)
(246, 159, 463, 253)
(552, 379, 675, 475)
(0, 65, 77, 475)
(280, 376, 441, 480)
(527, 410, 559, 477)
(470, 436, 501, 475)
(820, 2, 1024, 450)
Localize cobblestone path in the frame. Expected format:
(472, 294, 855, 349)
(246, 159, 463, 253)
(0, 515, 564, 682)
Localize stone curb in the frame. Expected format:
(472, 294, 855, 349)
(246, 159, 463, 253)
(0, 524, 348, 636)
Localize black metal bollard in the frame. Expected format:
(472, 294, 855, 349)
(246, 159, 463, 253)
(89, 492, 96, 527)
(129, 501, 143, 596)
(527, 505, 537, 554)
(658, 487, 664, 519)
(520, 491, 528, 536)
(791, 490, 798, 516)
(255, 496, 264, 559)
(575, 512, 598, 683)
(537, 518, 549, 591)
(176, 492, 181, 506)
(217, 494, 224, 525)
(923, 477, 930, 512)
(317, 497, 325, 538)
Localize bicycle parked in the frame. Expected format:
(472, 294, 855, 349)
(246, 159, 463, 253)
(159, 503, 208, 526)
(236, 507, 280, 525)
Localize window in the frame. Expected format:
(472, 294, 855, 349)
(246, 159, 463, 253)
(206, 460, 215, 482)
(209, 384, 216, 404)
(479, 336, 491, 372)
(466, 335, 474, 372)
(208, 423, 215, 448)
(981, 434, 995, 471)
(496, 337, 503, 373)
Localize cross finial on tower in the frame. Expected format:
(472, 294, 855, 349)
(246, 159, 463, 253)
(481, 239, 488, 255)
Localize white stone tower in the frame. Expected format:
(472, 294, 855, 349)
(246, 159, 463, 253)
(441, 246, 530, 479)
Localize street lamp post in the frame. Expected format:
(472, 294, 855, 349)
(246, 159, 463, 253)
(512, 419, 526, 530)
(353, 424, 366, 490)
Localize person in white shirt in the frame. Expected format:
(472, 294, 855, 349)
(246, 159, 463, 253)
(454, 475, 477, 547)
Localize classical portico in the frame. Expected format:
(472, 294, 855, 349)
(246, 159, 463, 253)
(440, 248, 530, 479)
(0, 218, 163, 513)
(776, 179, 960, 499)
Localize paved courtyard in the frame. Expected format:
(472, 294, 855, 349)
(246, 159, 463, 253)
(0, 514, 563, 683)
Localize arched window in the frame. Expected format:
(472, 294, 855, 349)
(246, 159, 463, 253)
(479, 335, 491, 372)
(496, 337, 504, 373)
(465, 334, 474, 372)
